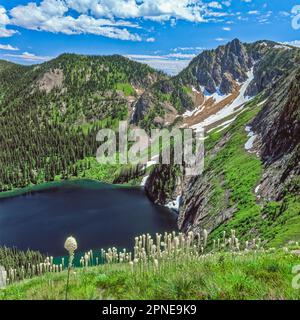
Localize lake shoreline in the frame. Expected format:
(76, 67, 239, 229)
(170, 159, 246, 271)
(0, 178, 137, 200)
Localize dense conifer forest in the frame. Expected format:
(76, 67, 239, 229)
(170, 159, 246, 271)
(0, 55, 164, 191)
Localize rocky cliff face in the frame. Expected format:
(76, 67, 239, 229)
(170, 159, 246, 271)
(144, 39, 300, 245)
(177, 69, 300, 244)
(144, 165, 183, 205)
(245, 42, 300, 96)
(131, 78, 194, 129)
(180, 38, 253, 94)
(250, 68, 300, 201)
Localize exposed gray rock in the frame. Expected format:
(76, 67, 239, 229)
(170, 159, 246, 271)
(131, 91, 154, 125)
(246, 43, 300, 96)
(182, 38, 252, 95)
(145, 165, 183, 205)
(220, 72, 235, 95)
(251, 68, 300, 200)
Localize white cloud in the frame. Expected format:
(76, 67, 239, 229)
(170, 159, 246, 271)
(208, 2, 222, 9)
(279, 11, 290, 17)
(222, 1, 231, 7)
(170, 18, 176, 27)
(9, 1, 142, 41)
(0, 6, 10, 25)
(126, 49, 198, 74)
(66, 0, 207, 22)
(172, 46, 204, 52)
(205, 11, 229, 18)
(215, 37, 227, 41)
(257, 10, 272, 24)
(248, 10, 259, 15)
(126, 54, 167, 60)
(146, 37, 155, 42)
(166, 53, 196, 59)
(0, 43, 19, 51)
(237, 15, 248, 21)
(0, 5, 19, 38)
(127, 52, 196, 61)
(4, 0, 232, 42)
(129, 57, 190, 75)
(222, 26, 231, 31)
(0, 28, 19, 38)
(0, 0, 244, 42)
(283, 40, 300, 47)
(4, 51, 52, 62)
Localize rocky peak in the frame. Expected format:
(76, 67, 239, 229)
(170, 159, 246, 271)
(180, 38, 252, 95)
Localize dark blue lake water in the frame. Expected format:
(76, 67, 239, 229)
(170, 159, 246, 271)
(0, 180, 177, 256)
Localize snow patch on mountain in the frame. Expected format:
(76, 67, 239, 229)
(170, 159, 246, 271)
(274, 44, 292, 50)
(245, 126, 257, 151)
(207, 87, 230, 103)
(191, 68, 254, 132)
(165, 195, 181, 213)
(255, 184, 261, 194)
(141, 175, 149, 187)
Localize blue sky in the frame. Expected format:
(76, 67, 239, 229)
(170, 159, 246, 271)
(0, 0, 300, 74)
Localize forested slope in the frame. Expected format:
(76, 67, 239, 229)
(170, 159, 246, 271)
(0, 54, 164, 191)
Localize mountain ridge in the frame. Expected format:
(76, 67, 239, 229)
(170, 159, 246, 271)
(131, 39, 300, 131)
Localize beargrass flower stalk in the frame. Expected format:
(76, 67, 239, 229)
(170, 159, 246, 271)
(222, 231, 226, 244)
(203, 229, 208, 247)
(79, 257, 84, 267)
(4, 230, 274, 285)
(154, 259, 159, 272)
(84, 253, 89, 267)
(245, 241, 249, 250)
(231, 229, 236, 242)
(89, 250, 93, 264)
(228, 238, 232, 249)
(129, 261, 134, 273)
(196, 232, 201, 247)
(64, 236, 77, 300)
(257, 238, 262, 250)
(234, 237, 239, 249)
